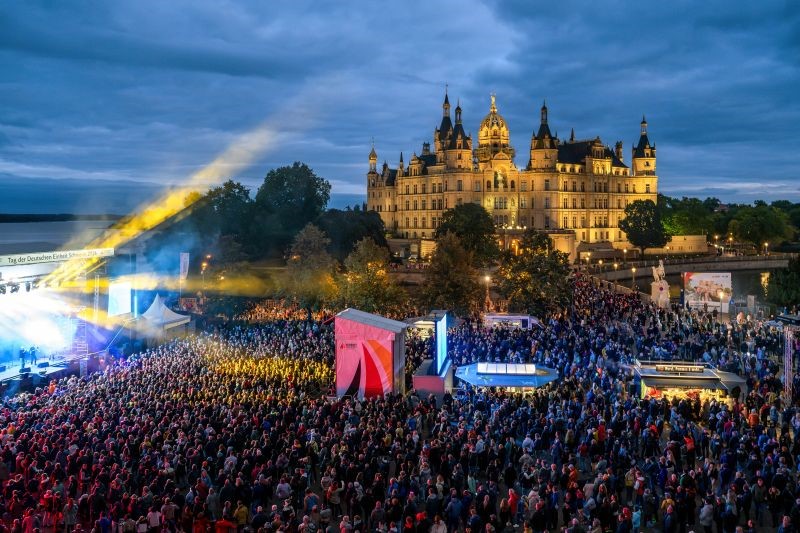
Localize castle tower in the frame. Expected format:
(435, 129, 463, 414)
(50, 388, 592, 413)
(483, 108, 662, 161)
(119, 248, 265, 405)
(475, 94, 514, 169)
(528, 100, 558, 170)
(631, 116, 656, 176)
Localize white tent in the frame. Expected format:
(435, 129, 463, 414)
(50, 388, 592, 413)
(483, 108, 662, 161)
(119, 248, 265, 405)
(140, 294, 190, 339)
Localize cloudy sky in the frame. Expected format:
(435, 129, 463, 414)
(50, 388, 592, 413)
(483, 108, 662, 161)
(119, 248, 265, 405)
(0, 0, 798, 213)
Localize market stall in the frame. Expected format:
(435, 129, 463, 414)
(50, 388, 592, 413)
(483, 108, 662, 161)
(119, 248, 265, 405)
(633, 361, 746, 404)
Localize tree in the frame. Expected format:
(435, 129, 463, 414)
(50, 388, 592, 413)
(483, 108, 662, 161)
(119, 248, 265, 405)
(339, 237, 404, 313)
(619, 199, 671, 257)
(659, 195, 714, 236)
(435, 203, 499, 266)
(315, 209, 387, 262)
(767, 257, 800, 309)
(282, 224, 338, 312)
(419, 232, 483, 317)
(252, 162, 331, 255)
(495, 230, 572, 317)
(729, 204, 793, 249)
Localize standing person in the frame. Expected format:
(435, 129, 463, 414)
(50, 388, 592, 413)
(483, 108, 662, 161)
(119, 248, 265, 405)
(63, 498, 78, 533)
(145, 506, 161, 533)
(698, 499, 713, 533)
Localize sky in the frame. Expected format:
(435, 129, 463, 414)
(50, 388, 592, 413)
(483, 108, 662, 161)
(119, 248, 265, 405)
(0, 0, 798, 214)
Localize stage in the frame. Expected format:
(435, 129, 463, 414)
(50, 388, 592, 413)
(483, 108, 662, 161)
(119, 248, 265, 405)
(455, 362, 560, 390)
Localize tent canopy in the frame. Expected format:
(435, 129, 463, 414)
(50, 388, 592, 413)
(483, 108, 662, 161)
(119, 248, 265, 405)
(142, 294, 190, 329)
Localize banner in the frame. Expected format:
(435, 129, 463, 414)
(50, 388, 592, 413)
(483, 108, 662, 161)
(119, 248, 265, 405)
(179, 253, 190, 281)
(683, 272, 732, 312)
(0, 248, 114, 267)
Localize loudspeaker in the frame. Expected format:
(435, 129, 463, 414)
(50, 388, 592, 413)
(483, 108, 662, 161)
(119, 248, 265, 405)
(19, 367, 31, 374)
(37, 361, 49, 368)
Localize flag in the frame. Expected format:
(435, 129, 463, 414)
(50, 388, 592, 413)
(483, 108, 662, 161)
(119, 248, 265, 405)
(179, 253, 190, 280)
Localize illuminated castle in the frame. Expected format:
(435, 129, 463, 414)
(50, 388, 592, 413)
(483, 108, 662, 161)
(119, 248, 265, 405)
(366, 91, 658, 258)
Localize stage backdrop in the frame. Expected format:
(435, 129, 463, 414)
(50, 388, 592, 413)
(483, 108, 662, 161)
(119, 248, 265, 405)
(683, 272, 732, 312)
(335, 308, 407, 399)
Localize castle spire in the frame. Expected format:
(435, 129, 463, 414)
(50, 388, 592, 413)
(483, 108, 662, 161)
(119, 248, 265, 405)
(541, 100, 548, 125)
(442, 85, 451, 117)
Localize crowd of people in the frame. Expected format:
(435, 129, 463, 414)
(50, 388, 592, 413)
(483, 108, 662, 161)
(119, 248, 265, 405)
(0, 274, 796, 533)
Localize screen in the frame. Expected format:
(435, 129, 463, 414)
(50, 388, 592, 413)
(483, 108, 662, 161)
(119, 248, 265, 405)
(435, 314, 448, 375)
(683, 272, 732, 312)
(108, 280, 132, 316)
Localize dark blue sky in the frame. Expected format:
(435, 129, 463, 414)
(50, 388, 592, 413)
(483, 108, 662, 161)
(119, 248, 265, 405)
(1, 1, 798, 214)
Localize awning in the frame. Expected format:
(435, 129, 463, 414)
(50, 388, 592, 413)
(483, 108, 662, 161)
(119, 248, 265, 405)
(640, 377, 724, 390)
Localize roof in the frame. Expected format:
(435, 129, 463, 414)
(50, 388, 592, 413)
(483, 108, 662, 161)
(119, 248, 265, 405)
(142, 294, 190, 327)
(447, 123, 470, 149)
(557, 140, 628, 168)
(336, 308, 408, 333)
(437, 116, 453, 141)
(633, 133, 652, 157)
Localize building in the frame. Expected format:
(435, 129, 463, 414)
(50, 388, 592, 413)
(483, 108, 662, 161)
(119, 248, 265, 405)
(366, 91, 658, 260)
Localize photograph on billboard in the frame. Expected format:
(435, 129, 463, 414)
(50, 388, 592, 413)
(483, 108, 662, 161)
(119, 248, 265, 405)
(683, 272, 732, 312)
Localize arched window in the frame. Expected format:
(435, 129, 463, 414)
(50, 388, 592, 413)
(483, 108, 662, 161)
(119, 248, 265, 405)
(487, 180, 492, 191)
(510, 180, 516, 190)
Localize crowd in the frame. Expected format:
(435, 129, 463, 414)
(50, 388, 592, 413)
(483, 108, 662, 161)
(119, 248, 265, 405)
(0, 274, 796, 533)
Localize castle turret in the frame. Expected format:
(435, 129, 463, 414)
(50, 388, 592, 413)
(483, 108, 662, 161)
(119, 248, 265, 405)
(631, 115, 656, 176)
(528, 100, 558, 170)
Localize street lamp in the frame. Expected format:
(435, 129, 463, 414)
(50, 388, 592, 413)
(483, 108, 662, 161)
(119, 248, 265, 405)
(201, 261, 208, 289)
(764, 242, 769, 255)
(484, 275, 491, 312)
(613, 262, 619, 271)
(631, 266, 637, 290)
(623, 248, 627, 264)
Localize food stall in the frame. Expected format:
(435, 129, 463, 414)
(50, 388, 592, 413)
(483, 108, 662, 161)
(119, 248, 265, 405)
(633, 361, 746, 405)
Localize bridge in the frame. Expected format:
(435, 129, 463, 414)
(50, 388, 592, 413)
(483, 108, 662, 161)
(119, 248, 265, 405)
(591, 253, 793, 282)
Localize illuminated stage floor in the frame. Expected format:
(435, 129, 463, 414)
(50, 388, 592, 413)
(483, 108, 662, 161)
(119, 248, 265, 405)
(455, 363, 560, 389)
(0, 354, 87, 384)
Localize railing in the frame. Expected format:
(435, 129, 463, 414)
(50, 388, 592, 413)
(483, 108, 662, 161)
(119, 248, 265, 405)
(584, 252, 795, 275)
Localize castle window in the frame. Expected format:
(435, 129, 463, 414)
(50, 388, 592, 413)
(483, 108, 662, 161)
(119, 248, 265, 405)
(422, 217, 426, 228)
(405, 218, 409, 227)
(544, 197, 550, 209)
(520, 197, 527, 209)
(572, 198, 577, 209)
(632, 184, 637, 193)
(413, 217, 418, 227)
(617, 183, 621, 193)
(572, 216, 577, 228)
(581, 217, 585, 227)
(421, 184, 427, 194)
(581, 182, 585, 192)
(421, 200, 426, 210)
(444, 181, 448, 192)
(646, 183, 651, 193)
(572, 181, 576, 192)
(617, 199, 621, 209)
(474, 181, 481, 192)
(625, 183, 629, 193)
(486, 180, 492, 191)
(458, 152, 462, 159)
(413, 200, 418, 210)
(581, 198, 585, 209)
(413, 185, 418, 194)
(405, 200, 410, 211)
(562, 198, 568, 209)
(563, 216, 568, 228)
(544, 179, 550, 191)
(510, 180, 515, 190)
(562, 181, 567, 191)
(405, 185, 410, 195)
(457, 180, 463, 191)
(544, 216, 550, 229)
(521, 181, 528, 192)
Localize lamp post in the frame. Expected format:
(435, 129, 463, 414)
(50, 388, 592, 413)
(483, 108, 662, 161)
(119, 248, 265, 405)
(201, 261, 208, 290)
(631, 266, 637, 291)
(623, 248, 627, 264)
(613, 262, 619, 271)
(764, 242, 769, 256)
(484, 275, 491, 312)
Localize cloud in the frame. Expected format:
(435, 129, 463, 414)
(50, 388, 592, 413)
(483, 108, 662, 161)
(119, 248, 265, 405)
(0, 0, 797, 214)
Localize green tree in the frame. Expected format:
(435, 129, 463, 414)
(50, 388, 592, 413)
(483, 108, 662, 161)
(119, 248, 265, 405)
(435, 203, 499, 266)
(766, 257, 800, 309)
(315, 209, 387, 262)
(419, 232, 483, 317)
(252, 162, 331, 255)
(339, 237, 404, 313)
(619, 199, 671, 257)
(495, 230, 572, 317)
(659, 195, 714, 236)
(282, 224, 338, 312)
(728, 204, 792, 249)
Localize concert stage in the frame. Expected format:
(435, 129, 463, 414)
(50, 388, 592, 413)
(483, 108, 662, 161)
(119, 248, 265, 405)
(455, 362, 559, 390)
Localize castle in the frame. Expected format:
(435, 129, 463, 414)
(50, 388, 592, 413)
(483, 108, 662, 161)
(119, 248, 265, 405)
(366, 91, 658, 260)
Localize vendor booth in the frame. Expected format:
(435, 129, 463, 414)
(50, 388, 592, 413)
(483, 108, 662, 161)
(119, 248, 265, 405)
(455, 362, 559, 393)
(633, 360, 746, 404)
(335, 308, 407, 399)
(484, 313, 540, 330)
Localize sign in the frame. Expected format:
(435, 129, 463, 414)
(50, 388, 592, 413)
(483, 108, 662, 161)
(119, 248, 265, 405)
(0, 248, 114, 267)
(179, 253, 190, 281)
(683, 272, 732, 312)
(655, 364, 705, 373)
